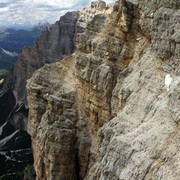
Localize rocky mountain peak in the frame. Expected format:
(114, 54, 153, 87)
(26, 0, 180, 179)
(91, 0, 106, 10)
(1, 0, 180, 179)
(0, 11, 81, 129)
(77, 0, 113, 29)
(0, 9, 84, 179)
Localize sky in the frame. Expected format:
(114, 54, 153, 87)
(0, 0, 115, 28)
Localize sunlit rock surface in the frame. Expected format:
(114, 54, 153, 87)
(26, 0, 180, 179)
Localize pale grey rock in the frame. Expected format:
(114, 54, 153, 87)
(27, 62, 79, 180)
(85, 51, 180, 180)
(27, 0, 180, 180)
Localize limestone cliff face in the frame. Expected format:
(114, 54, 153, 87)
(0, 11, 80, 129)
(27, 0, 180, 179)
(0, 3, 110, 179)
(0, 11, 81, 179)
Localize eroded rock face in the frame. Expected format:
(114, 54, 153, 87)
(0, 10, 80, 180)
(0, 2, 114, 178)
(27, 61, 78, 179)
(27, 0, 180, 179)
(0, 11, 80, 129)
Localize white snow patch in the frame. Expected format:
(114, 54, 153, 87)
(1, 48, 18, 57)
(165, 74, 173, 92)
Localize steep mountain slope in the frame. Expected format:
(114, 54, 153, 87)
(0, 3, 110, 178)
(0, 11, 80, 128)
(0, 122, 33, 179)
(27, 0, 180, 179)
(0, 11, 80, 179)
(0, 26, 47, 70)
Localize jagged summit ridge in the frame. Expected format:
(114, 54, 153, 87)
(26, 0, 180, 179)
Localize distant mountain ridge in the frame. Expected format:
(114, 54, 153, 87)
(0, 26, 44, 53)
(0, 24, 48, 70)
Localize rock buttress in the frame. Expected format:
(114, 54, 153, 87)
(27, 0, 180, 179)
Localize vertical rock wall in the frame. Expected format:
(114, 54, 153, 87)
(27, 0, 180, 179)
